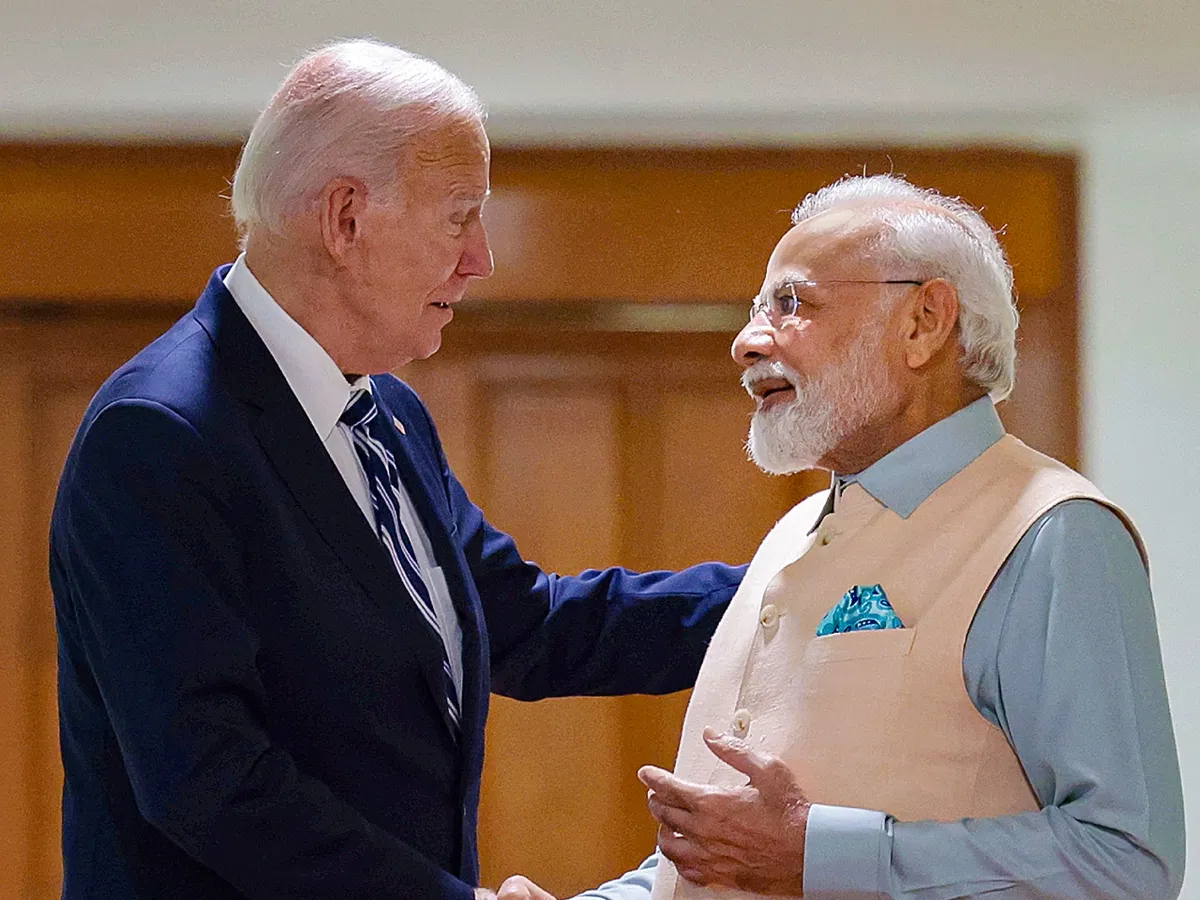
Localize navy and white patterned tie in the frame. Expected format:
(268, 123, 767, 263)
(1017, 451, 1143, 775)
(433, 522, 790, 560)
(340, 383, 460, 733)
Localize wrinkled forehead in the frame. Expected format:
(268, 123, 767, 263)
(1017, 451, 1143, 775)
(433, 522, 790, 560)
(401, 117, 492, 194)
(417, 117, 490, 160)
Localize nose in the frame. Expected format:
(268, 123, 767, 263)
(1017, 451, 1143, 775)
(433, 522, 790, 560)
(732, 318, 776, 368)
(458, 219, 494, 279)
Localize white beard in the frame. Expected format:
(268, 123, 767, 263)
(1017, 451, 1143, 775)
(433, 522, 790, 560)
(743, 331, 899, 475)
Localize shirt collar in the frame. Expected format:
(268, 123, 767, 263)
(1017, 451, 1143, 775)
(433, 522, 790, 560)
(837, 396, 1005, 518)
(223, 254, 368, 440)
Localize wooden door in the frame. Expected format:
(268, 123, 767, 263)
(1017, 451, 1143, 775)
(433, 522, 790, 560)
(402, 325, 819, 893)
(0, 143, 1079, 898)
(0, 310, 189, 899)
(0, 311, 807, 898)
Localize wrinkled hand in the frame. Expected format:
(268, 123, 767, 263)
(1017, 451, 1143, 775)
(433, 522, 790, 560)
(497, 874, 557, 900)
(638, 726, 810, 895)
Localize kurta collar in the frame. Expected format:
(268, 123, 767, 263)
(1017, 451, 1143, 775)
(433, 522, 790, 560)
(836, 396, 1005, 519)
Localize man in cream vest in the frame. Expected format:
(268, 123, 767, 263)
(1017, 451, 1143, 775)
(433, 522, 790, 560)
(505, 175, 1185, 900)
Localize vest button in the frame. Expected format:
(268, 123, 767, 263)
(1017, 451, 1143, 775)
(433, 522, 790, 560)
(820, 533, 833, 546)
(759, 604, 779, 628)
(731, 708, 751, 737)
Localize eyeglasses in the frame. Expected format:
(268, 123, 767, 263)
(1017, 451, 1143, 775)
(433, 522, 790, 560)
(749, 280, 925, 323)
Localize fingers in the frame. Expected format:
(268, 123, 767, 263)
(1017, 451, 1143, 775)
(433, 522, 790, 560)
(658, 824, 707, 880)
(657, 826, 739, 889)
(641, 764, 732, 841)
(648, 791, 702, 837)
(638, 765, 706, 812)
(645, 735, 811, 897)
(642, 763, 759, 842)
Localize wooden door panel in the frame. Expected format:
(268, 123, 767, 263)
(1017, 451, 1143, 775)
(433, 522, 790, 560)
(0, 312, 184, 899)
(404, 331, 803, 895)
(474, 380, 631, 890)
(482, 384, 622, 570)
(0, 340, 34, 899)
(481, 150, 1071, 304)
(398, 357, 481, 492)
(25, 384, 104, 898)
(654, 389, 793, 565)
(999, 297, 1078, 464)
(0, 144, 1079, 898)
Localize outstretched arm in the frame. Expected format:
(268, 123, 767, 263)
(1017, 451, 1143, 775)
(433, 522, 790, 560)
(445, 463, 745, 701)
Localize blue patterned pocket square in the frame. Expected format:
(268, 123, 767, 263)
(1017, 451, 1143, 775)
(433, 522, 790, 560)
(816, 584, 904, 636)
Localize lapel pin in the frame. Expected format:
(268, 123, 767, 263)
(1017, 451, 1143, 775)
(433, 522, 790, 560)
(392, 415, 406, 435)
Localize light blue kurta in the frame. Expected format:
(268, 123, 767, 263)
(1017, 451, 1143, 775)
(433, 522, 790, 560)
(576, 398, 1185, 900)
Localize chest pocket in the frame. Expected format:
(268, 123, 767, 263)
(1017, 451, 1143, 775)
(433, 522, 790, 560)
(803, 626, 915, 664)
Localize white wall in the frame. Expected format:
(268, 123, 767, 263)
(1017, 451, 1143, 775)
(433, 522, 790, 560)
(3, 0, 1197, 893)
(2, 0, 1197, 139)
(1084, 105, 1200, 895)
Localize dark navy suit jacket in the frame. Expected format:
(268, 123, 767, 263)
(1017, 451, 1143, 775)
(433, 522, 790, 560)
(49, 267, 744, 900)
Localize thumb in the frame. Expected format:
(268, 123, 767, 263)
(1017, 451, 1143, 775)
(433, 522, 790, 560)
(702, 727, 772, 782)
(702, 727, 802, 798)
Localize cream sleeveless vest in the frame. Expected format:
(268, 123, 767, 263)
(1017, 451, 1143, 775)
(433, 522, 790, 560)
(652, 435, 1144, 900)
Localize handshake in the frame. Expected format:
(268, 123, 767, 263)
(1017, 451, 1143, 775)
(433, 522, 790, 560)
(475, 875, 556, 900)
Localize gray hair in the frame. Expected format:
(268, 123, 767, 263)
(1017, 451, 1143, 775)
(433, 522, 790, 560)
(791, 174, 1019, 401)
(230, 38, 485, 246)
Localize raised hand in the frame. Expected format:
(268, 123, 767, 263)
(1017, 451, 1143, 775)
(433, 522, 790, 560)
(638, 727, 810, 895)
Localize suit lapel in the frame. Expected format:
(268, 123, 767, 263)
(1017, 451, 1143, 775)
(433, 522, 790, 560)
(192, 272, 457, 737)
(251, 400, 404, 607)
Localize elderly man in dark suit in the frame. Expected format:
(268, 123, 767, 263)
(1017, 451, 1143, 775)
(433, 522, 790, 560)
(49, 39, 742, 900)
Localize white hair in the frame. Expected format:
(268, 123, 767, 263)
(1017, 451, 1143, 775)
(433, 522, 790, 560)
(230, 38, 485, 246)
(791, 174, 1019, 401)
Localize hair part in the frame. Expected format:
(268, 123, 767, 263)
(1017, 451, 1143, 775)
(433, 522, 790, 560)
(791, 173, 1019, 401)
(230, 38, 485, 247)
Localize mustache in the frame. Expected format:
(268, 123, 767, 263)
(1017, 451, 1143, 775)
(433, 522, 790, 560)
(741, 360, 803, 396)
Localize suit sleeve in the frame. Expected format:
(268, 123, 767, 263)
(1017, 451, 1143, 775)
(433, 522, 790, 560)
(443, 463, 745, 701)
(53, 399, 475, 900)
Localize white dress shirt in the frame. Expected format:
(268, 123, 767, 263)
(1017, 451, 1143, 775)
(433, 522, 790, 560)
(223, 255, 463, 700)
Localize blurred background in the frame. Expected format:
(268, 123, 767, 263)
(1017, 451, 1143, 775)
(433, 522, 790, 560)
(0, 1, 1197, 897)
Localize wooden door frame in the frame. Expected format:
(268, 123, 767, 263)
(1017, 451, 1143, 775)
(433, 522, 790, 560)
(0, 141, 1079, 897)
(0, 141, 1080, 464)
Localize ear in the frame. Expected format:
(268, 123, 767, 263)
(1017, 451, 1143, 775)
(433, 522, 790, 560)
(317, 177, 369, 265)
(902, 278, 960, 371)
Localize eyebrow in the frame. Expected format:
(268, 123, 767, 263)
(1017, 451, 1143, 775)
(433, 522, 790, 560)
(453, 189, 492, 206)
(759, 272, 810, 298)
